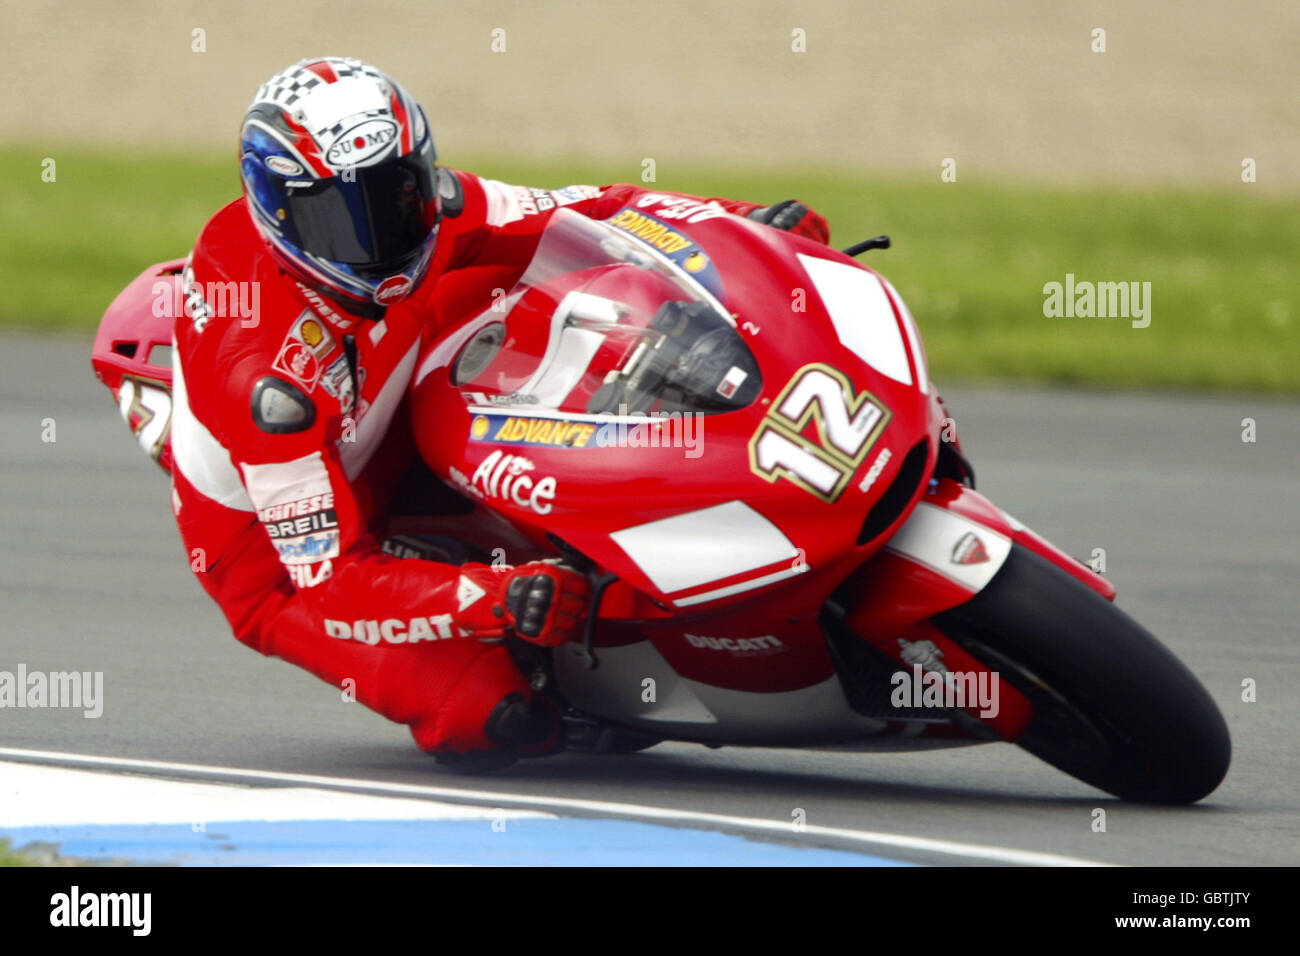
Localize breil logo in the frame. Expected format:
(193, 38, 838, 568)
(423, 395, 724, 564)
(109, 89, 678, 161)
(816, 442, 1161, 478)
(326, 119, 398, 167)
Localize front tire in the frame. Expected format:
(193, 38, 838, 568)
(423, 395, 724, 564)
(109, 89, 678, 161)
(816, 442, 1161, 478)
(933, 545, 1230, 804)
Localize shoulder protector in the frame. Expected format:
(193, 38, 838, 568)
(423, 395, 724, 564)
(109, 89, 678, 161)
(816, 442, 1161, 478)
(251, 376, 317, 434)
(437, 167, 465, 219)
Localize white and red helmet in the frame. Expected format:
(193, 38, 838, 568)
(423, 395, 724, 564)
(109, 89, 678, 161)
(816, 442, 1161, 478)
(239, 57, 439, 312)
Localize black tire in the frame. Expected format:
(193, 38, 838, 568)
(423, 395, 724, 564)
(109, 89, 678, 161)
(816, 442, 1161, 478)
(933, 544, 1231, 804)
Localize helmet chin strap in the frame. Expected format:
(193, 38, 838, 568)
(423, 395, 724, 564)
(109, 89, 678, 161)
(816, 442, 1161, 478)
(339, 290, 388, 323)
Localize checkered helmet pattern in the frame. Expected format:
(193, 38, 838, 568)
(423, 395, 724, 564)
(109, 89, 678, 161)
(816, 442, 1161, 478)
(244, 56, 427, 174)
(253, 57, 390, 112)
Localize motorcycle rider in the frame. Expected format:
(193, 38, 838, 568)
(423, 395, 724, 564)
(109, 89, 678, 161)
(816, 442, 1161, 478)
(170, 56, 831, 769)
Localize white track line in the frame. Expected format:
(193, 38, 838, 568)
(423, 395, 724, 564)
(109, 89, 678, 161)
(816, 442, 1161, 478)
(0, 747, 1110, 866)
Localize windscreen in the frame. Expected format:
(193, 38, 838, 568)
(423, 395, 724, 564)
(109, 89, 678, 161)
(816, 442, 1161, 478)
(451, 209, 761, 416)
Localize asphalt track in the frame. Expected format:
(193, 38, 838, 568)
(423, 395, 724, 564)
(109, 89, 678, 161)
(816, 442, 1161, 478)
(1, 334, 1297, 865)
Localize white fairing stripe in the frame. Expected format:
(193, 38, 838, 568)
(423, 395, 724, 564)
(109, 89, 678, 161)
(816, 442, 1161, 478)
(880, 276, 929, 395)
(170, 350, 254, 512)
(610, 501, 798, 595)
(338, 341, 418, 480)
(479, 178, 525, 227)
(884, 502, 1011, 592)
(797, 254, 913, 387)
(240, 451, 331, 514)
(673, 565, 809, 607)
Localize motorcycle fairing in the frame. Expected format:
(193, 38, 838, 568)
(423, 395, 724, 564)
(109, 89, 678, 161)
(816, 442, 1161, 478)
(91, 259, 185, 473)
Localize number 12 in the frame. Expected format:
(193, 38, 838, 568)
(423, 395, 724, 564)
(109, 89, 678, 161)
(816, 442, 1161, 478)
(748, 363, 890, 503)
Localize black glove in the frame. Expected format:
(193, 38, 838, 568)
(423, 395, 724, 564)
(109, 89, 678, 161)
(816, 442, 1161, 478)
(500, 562, 589, 645)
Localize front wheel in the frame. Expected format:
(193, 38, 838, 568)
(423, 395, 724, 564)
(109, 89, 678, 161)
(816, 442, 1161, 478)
(933, 545, 1231, 804)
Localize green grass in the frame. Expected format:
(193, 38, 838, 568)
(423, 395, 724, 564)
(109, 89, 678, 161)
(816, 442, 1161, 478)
(0, 838, 34, 866)
(3, 146, 1297, 392)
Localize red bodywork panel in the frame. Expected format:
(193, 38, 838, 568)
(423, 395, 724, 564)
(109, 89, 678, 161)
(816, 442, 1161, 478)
(90, 259, 183, 473)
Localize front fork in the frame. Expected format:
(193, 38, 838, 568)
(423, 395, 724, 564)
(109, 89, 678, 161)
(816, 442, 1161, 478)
(838, 475, 1113, 742)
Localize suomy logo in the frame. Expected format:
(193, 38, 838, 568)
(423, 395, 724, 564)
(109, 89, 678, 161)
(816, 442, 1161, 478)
(326, 118, 399, 167)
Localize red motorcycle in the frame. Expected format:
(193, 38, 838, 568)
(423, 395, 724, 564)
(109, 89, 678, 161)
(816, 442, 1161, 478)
(93, 198, 1230, 803)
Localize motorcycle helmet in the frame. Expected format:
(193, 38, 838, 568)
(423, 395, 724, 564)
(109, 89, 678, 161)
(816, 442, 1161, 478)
(239, 57, 439, 312)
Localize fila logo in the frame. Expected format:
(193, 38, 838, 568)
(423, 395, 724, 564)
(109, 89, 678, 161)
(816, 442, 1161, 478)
(288, 560, 333, 588)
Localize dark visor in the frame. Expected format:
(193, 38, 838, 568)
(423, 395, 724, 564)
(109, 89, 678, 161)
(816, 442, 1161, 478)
(280, 156, 435, 270)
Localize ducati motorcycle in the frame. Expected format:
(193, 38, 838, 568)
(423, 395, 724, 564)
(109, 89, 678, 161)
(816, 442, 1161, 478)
(93, 199, 1230, 803)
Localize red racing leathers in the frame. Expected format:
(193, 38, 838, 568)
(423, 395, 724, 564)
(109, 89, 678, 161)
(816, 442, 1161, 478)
(170, 170, 829, 754)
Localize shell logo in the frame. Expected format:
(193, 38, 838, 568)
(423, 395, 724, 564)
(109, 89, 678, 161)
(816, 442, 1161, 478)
(300, 319, 323, 347)
(470, 416, 490, 439)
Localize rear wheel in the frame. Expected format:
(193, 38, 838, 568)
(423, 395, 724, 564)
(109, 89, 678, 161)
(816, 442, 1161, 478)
(933, 545, 1230, 803)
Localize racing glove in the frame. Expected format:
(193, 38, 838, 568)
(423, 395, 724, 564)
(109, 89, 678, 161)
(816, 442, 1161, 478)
(746, 200, 830, 244)
(455, 561, 590, 646)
